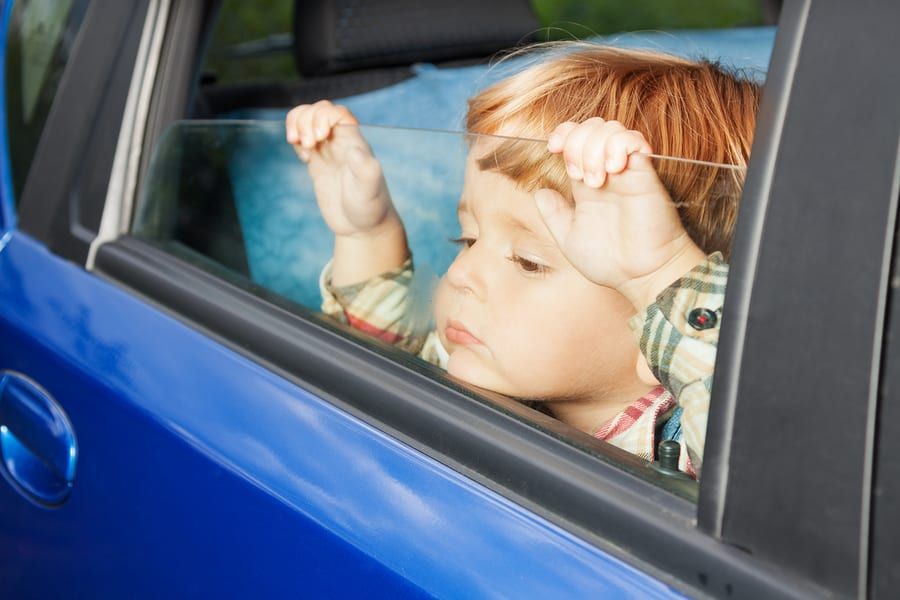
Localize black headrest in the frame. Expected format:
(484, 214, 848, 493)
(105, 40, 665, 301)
(293, 0, 540, 77)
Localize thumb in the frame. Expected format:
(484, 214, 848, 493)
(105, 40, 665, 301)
(535, 188, 574, 247)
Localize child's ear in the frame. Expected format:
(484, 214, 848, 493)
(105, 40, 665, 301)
(636, 354, 660, 386)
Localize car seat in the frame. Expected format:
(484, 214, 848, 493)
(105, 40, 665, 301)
(174, 1, 776, 310)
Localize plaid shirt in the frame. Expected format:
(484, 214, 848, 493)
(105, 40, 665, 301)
(321, 253, 728, 476)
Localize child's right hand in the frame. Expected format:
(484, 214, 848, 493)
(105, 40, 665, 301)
(286, 101, 409, 286)
(286, 100, 400, 239)
(536, 118, 706, 313)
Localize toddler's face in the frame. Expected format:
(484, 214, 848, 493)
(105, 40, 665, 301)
(432, 143, 643, 404)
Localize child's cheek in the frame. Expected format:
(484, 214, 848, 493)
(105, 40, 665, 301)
(489, 299, 562, 393)
(431, 277, 451, 330)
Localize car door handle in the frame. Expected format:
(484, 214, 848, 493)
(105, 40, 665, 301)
(0, 371, 77, 506)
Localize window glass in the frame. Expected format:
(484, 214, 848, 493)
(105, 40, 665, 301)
(141, 1, 774, 497)
(5, 0, 90, 202)
(133, 121, 745, 495)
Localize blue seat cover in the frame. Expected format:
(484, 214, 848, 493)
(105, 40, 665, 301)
(224, 27, 775, 309)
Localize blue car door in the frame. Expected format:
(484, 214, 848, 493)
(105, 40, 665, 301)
(0, 1, 685, 596)
(7, 0, 895, 597)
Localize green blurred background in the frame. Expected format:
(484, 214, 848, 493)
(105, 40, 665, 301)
(206, 0, 767, 84)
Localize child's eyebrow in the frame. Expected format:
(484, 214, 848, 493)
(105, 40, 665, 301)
(505, 213, 561, 250)
(504, 213, 541, 237)
(457, 200, 554, 244)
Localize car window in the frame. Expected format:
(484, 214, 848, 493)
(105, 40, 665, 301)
(4, 0, 90, 203)
(132, 119, 744, 495)
(132, 0, 773, 500)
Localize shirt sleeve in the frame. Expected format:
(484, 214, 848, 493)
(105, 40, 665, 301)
(628, 252, 728, 474)
(319, 258, 438, 358)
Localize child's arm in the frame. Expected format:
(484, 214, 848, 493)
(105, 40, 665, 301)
(536, 118, 723, 473)
(318, 256, 439, 359)
(287, 101, 436, 358)
(286, 101, 409, 286)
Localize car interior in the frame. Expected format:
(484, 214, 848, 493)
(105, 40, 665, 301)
(150, 0, 775, 311)
(131, 0, 779, 493)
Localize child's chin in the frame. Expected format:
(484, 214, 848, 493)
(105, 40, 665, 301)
(447, 350, 510, 395)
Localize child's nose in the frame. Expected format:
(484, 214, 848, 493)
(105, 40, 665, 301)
(446, 245, 487, 299)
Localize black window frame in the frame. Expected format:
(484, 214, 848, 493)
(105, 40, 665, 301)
(16, 0, 899, 596)
(701, 1, 900, 597)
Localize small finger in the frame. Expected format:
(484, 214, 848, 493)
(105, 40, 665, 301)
(582, 120, 626, 188)
(285, 105, 308, 145)
(285, 107, 297, 144)
(312, 110, 330, 143)
(562, 117, 605, 184)
(314, 102, 359, 145)
(298, 104, 318, 148)
(604, 130, 652, 174)
(326, 104, 358, 131)
(310, 100, 340, 143)
(547, 121, 578, 153)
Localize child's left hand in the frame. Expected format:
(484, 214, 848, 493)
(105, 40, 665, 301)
(535, 118, 706, 311)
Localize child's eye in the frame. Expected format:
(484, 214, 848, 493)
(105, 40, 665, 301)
(449, 236, 476, 248)
(508, 254, 550, 276)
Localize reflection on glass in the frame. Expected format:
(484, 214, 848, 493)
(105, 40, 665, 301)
(134, 121, 743, 485)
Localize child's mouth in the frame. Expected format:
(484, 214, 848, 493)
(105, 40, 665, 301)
(445, 319, 482, 345)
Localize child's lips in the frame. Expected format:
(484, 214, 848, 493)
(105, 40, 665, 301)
(445, 319, 482, 345)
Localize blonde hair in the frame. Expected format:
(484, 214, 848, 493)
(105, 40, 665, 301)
(466, 45, 761, 257)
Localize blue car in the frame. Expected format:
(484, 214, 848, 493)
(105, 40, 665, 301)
(1, 0, 899, 597)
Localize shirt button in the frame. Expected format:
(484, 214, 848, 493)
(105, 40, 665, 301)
(688, 308, 718, 330)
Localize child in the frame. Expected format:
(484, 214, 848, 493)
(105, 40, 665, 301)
(285, 46, 760, 477)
